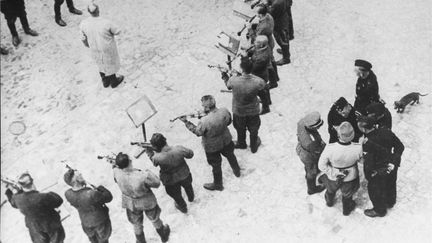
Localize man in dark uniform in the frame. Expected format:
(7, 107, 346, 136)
(53, 0, 82, 26)
(5, 172, 65, 243)
(147, 133, 195, 213)
(180, 95, 240, 191)
(222, 57, 266, 153)
(249, 4, 279, 88)
(248, 35, 272, 114)
(353, 59, 380, 116)
(365, 102, 392, 130)
(64, 169, 113, 243)
(268, 0, 291, 65)
(327, 97, 362, 143)
(1, 0, 38, 47)
(358, 116, 404, 217)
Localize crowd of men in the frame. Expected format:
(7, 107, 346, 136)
(296, 59, 404, 217)
(2, 0, 408, 243)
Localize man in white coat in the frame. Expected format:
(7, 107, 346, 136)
(318, 121, 363, 216)
(80, 3, 124, 88)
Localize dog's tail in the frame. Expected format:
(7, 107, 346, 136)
(419, 93, 429, 96)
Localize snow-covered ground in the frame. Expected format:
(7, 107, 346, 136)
(1, 0, 431, 242)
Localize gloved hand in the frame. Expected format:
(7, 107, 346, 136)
(221, 72, 229, 81)
(387, 163, 395, 172)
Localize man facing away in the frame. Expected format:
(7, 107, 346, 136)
(180, 95, 241, 191)
(113, 153, 170, 243)
(5, 172, 65, 243)
(147, 133, 195, 213)
(80, 3, 124, 89)
(64, 169, 113, 243)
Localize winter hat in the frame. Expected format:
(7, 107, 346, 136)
(63, 169, 75, 186)
(357, 115, 375, 130)
(366, 102, 385, 116)
(337, 121, 355, 143)
(304, 111, 324, 129)
(334, 97, 348, 110)
(354, 59, 372, 71)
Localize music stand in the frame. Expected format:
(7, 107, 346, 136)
(215, 31, 240, 69)
(126, 95, 158, 143)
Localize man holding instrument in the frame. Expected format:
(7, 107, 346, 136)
(64, 169, 113, 243)
(179, 95, 241, 191)
(5, 172, 65, 243)
(146, 133, 195, 213)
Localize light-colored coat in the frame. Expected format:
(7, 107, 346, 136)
(80, 16, 121, 75)
(113, 168, 160, 211)
(318, 142, 363, 182)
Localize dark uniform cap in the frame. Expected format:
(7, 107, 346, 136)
(366, 102, 385, 116)
(354, 59, 372, 70)
(63, 169, 75, 186)
(334, 97, 348, 110)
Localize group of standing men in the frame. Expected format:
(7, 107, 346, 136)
(296, 59, 405, 217)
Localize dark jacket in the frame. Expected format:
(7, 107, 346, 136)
(250, 45, 271, 82)
(65, 186, 112, 227)
(327, 105, 362, 143)
(186, 107, 233, 153)
(150, 145, 194, 185)
(0, 0, 26, 15)
(363, 128, 404, 180)
(355, 71, 379, 103)
(376, 107, 392, 130)
(269, 0, 290, 31)
(6, 190, 63, 231)
(226, 73, 266, 116)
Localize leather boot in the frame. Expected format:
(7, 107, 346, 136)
(175, 202, 187, 213)
(135, 233, 146, 243)
(111, 75, 124, 88)
(325, 191, 335, 207)
(342, 197, 356, 216)
(307, 178, 325, 195)
(203, 172, 223, 191)
(250, 136, 261, 153)
(185, 186, 194, 202)
(156, 224, 170, 243)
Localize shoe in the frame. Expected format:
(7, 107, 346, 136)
(203, 183, 223, 191)
(185, 188, 194, 202)
(174, 203, 187, 213)
(56, 19, 67, 27)
(234, 142, 247, 149)
(276, 58, 291, 66)
(233, 169, 241, 177)
(0, 47, 8, 55)
(342, 198, 356, 216)
(364, 209, 385, 217)
(269, 82, 278, 89)
(69, 8, 83, 15)
(12, 36, 21, 47)
(135, 233, 146, 243)
(102, 78, 110, 88)
(250, 136, 261, 153)
(111, 75, 124, 88)
(156, 225, 170, 243)
(324, 192, 334, 207)
(276, 48, 282, 54)
(260, 106, 270, 115)
(24, 29, 39, 36)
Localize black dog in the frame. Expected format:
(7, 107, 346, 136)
(394, 92, 428, 113)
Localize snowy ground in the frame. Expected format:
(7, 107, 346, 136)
(1, 0, 432, 242)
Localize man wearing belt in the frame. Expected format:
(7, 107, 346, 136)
(358, 116, 404, 217)
(180, 95, 240, 191)
(147, 133, 195, 213)
(64, 169, 113, 243)
(318, 122, 363, 216)
(113, 153, 170, 243)
(296, 111, 326, 195)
